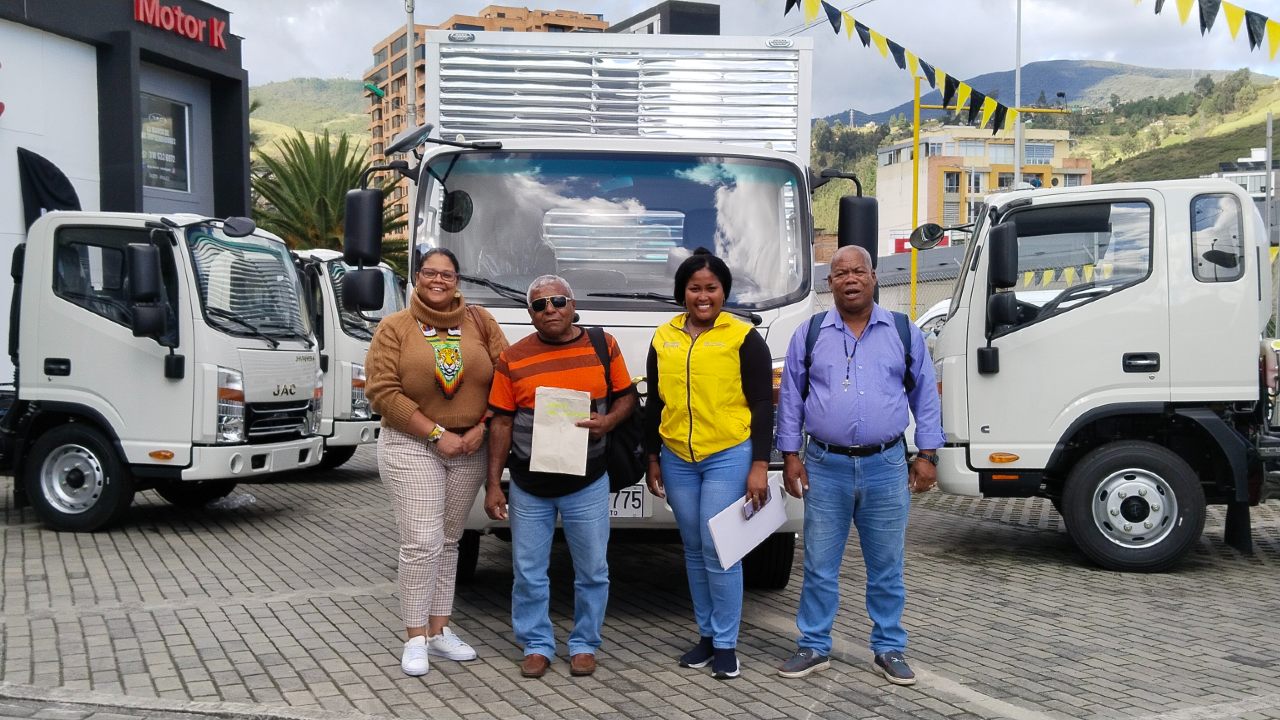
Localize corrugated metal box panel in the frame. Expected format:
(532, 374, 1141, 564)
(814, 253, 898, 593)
(429, 38, 805, 154)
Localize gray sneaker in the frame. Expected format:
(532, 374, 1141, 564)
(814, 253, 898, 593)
(874, 651, 916, 685)
(778, 648, 831, 678)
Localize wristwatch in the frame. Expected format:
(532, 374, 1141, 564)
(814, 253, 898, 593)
(915, 450, 939, 466)
(426, 425, 446, 443)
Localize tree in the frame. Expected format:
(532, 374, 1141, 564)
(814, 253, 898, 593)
(1194, 74, 1215, 98)
(1036, 90, 1048, 107)
(252, 130, 406, 270)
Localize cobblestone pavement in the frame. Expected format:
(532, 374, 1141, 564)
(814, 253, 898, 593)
(2, 447, 1280, 720)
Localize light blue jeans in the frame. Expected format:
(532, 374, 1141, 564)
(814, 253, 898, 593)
(661, 440, 751, 649)
(795, 441, 911, 656)
(509, 476, 611, 658)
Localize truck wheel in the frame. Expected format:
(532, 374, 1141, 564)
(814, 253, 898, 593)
(155, 480, 237, 508)
(317, 445, 358, 471)
(24, 425, 135, 532)
(742, 532, 795, 590)
(456, 530, 480, 584)
(1062, 441, 1205, 572)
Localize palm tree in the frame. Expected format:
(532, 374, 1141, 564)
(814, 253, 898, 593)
(252, 130, 406, 271)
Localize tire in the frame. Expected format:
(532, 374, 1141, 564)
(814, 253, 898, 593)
(742, 532, 795, 590)
(23, 424, 135, 532)
(456, 530, 480, 584)
(155, 480, 237, 508)
(317, 444, 358, 471)
(1061, 440, 1206, 572)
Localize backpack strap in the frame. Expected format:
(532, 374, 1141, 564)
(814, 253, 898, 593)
(585, 326, 614, 409)
(800, 311, 825, 402)
(891, 311, 916, 394)
(801, 310, 916, 398)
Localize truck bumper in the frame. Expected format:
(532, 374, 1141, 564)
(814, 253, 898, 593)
(937, 447, 981, 496)
(183, 436, 323, 480)
(462, 469, 805, 533)
(326, 419, 379, 448)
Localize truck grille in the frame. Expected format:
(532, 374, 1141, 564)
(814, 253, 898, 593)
(245, 400, 310, 443)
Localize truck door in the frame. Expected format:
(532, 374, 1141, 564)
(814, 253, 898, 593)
(966, 194, 1170, 475)
(34, 222, 194, 464)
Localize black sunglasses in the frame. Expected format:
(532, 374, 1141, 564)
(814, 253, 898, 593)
(530, 295, 570, 312)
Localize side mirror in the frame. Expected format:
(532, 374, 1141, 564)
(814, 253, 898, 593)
(222, 216, 256, 238)
(128, 244, 161, 303)
(909, 223, 946, 250)
(988, 222, 1018, 289)
(1202, 248, 1239, 269)
(343, 188, 384, 266)
(989, 291, 1019, 327)
(837, 195, 879, 262)
(386, 123, 435, 156)
(342, 268, 386, 313)
(130, 305, 167, 339)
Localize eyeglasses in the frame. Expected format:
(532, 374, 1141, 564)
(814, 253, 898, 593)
(419, 268, 458, 281)
(530, 295, 570, 312)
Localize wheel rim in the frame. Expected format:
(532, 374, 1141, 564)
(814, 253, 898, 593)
(1089, 467, 1178, 549)
(39, 444, 106, 515)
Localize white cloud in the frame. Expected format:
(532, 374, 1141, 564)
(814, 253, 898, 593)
(219, 0, 1280, 115)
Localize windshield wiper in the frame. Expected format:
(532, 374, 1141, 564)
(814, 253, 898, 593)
(588, 292, 762, 326)
(206, 307, 280, 348)
(258, 320, 315, 349)
(459, 274, 528, 304)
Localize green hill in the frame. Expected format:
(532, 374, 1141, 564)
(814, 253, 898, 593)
(1093, 121, 1270, 183)
(249, 78, 369, 140)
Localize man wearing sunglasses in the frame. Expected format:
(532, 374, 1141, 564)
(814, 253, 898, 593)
(485, 275, 636, 679)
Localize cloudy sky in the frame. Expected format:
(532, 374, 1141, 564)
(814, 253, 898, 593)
(215, 0, 1280, 116)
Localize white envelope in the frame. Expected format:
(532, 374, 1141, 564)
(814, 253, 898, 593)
(528, 386, 591, 475)
(707, 478, 787, 570)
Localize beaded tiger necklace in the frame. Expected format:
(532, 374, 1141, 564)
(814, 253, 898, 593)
(410, 289, 468, 400)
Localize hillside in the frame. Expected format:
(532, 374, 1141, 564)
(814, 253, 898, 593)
(249, 78, 369, 140)
(822, 60, 1273, 126)
(1094, 120, 1270, 183)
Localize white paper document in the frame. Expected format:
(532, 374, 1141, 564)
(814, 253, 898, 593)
(528, 386, 591, 475)
(707, 478, 787, 570)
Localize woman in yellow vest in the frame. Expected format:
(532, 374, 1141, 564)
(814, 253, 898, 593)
(644, 248, 773, 680)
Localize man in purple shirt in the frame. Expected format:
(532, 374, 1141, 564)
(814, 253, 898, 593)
(774, 245, 943, 685)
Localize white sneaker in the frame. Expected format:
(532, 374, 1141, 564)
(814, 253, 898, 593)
(426, 627, 477, 661)
(401, 636, 429, 676)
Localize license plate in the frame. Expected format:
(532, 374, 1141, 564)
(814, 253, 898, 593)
(609, 484, 649, 518)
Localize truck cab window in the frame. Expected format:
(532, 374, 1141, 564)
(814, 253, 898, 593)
(995, 201, 1152, 334)
(1191, 194, 1245, 283)
(52, 227, 178, 342)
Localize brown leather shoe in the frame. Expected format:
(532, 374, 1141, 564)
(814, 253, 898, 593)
(569, 653, 596, 676)
(520, 653, 551, 678)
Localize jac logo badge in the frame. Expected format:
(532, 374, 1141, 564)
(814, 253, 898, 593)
(273, 383, 297, 397)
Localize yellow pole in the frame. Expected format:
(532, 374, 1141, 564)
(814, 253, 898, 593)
(909, 75, 921, 321)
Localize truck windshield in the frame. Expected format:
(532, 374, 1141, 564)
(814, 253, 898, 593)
(186, 225, 311, 341)
(413, 151, 808, 309)
(327, 262, 404, 340)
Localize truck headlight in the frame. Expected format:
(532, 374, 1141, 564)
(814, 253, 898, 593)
(216, 366, 245, 444)
(307, 368, 323, 435)
(351, 363, 370, 420)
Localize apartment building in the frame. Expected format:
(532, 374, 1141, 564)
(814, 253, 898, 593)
(875, 126, 1092, 255)
(363, 6, 608, 224)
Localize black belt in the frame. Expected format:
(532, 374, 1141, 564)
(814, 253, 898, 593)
(807, 435, 904, 458)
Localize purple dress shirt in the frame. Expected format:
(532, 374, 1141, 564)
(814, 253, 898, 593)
(775, 304, 944, 453)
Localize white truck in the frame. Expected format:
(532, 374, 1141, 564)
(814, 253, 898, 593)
(344, 31, 839, 587)
(908, 179, 1280, 571)
(294, 248, 404, 469)
(3, 213, 324, 531)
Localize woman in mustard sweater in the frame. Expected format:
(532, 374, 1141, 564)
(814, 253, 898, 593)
(365, 248, 507, 677)
(644, 249, 773, 680)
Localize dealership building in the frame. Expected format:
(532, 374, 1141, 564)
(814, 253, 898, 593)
(0, 0, 249, 229)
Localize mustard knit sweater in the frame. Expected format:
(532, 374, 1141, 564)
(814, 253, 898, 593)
(365, 289, 508, 434)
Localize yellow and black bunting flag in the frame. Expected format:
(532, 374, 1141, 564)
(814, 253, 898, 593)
(787, 0, 1017, 134)
(1142, 0, 1280, 57)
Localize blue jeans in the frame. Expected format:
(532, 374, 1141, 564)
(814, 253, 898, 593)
(661, 440, 751, 649)
(509, 476, 611, 657)
(796, 441, 911, 656)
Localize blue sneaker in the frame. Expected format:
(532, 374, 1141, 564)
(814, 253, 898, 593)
(711, 648, 740, 680)
(874, 651, 916, 686)
(678, 636, 714, 668)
